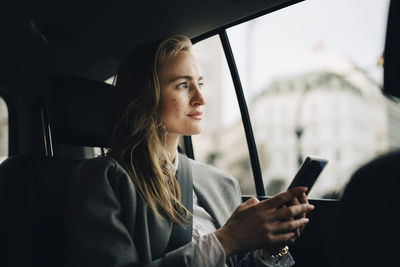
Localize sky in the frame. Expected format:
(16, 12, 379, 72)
(227, 0, 391, 100)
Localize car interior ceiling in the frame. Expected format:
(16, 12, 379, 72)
(1, 0, 300, 84)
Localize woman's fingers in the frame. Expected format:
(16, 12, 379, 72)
(243, 197, 260, 207)
(270, 203, 314, 222)
(290, 196, 300, 207)
(270, 217, 310, 234)
(268, 202, 313, 241)
(235, 197, 259, 213)
(298, 192, 308, 204)
(294, 193, 308, 219)
(260, 187, 308, 210)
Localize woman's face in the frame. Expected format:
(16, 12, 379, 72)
(158, 49, 206, 136)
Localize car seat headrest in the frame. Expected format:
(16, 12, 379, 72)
(46, 75, 113, 148)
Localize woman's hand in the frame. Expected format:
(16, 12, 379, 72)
(214, 187, 314, 256)
(286, 191, 309, 243)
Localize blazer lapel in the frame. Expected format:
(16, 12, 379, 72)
(193, 182, 225, 229)
(165, 153, 193, 253)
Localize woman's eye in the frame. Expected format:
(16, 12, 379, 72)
(177, 82, 188, 89)
(198, 82, 204, 88)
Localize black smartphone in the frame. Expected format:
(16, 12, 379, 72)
(287, 156, 328, 195)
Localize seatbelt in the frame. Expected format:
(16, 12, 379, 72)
(165, 153, 193, 252)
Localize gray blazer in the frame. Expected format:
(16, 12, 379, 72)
(65, 154, 260, 267)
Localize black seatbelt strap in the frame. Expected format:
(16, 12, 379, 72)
(165, 153, 193, 252)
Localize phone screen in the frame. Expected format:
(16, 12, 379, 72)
(287, 156, 328, 195)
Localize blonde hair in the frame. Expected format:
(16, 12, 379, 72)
(107, 35, 192, 224)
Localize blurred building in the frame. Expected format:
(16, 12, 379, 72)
(191, 36, 400, 198)
(249, 51, 400, 197)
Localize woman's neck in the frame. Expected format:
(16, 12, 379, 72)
(164, 133, 179, 162)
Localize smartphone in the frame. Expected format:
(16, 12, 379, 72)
(287, 156, 328, 195)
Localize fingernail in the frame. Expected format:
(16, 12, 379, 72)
(303, 218, 309, 223)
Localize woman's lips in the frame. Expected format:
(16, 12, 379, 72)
(187, 111, 203, 120)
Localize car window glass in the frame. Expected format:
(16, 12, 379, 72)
(192, 35, 256, 195)
(227, 0, 395, 198)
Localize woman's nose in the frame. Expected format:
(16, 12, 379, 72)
(190, 85, 206, 106)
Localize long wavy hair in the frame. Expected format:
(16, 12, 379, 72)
(107, 35, 192, 224)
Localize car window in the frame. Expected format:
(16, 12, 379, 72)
(227, 0, 396, 198)
(0, 96, 8, 163)
(192, 35, 256, 195)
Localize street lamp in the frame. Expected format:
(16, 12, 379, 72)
(295, 126, 304, 167)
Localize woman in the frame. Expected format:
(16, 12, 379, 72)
(65, 35, 314, 267)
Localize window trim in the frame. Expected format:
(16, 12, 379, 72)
(0, 90, 17, 157)
(218, 30, 265, 196)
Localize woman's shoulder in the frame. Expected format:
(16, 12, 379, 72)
(70, 156, 135, 196)
(186, 156, 240, 193)
(188, 157, 231, 177)
(65, 157, 141, 232)
(74, 156, 128, 176)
